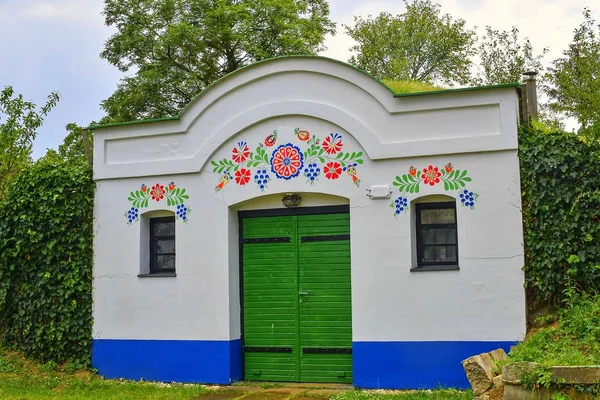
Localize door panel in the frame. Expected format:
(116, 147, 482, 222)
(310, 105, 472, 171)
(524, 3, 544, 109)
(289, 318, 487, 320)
(241, 212, 351, 383)
(297, 214, 352, 383)
(242, 216, 298, 381)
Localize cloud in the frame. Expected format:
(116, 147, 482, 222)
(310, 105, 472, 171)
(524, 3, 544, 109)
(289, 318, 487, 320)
(17, 0, 103, 23)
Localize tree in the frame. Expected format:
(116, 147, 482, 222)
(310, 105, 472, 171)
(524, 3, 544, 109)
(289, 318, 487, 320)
(100, 0, 335, 122)
(0, 86, 59, 197)
(344, 0, 476, 85)
(44, 123, 93, 166)
(474, 26, 548, 85)
(546, 8, 600, 140)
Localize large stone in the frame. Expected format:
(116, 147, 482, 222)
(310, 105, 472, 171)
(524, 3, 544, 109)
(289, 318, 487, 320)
(493, 374, 503, 388)
(462, 350, 506, 395)
(502, 362, 538, 385)
(550, 366, 600, 384)
(489, 349, 509, 363)
(503, 384, 548, 400)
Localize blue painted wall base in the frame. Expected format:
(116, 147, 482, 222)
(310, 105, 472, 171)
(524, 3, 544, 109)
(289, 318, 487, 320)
(92, 339, 242, 384)
(353, 341, 516, 389)
(93, 339, 515, 388)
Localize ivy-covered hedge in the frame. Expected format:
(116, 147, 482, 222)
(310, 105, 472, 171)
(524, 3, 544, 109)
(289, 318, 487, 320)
(520, 125, 600, 304)
(0, 160, 93, 367)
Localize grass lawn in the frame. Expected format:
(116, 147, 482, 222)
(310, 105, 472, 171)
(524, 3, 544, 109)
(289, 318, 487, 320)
(332, 389, 472, 400)
(0, 350, 472, 400)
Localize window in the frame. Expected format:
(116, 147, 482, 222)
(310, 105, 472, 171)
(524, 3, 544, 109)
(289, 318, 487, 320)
(414, 202, 458, 270)
(149, 216, 176, 275)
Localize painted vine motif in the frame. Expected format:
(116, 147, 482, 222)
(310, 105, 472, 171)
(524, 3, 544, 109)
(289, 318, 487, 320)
(211, 128, 364, 192)
(390, 163, 479, 217)
(125, 182, 191, 224)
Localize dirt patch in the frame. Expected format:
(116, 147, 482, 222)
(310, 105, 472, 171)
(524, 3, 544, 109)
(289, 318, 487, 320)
(195, 389, 247, 400)
(305, 389, 343, 397)
(241, 389, 300, 400)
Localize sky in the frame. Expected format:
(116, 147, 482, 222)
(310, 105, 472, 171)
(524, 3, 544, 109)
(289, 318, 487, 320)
(0, 0, 596, 158)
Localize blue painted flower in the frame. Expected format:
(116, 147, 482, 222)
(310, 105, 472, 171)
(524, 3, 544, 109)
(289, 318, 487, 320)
(254, 169, 271, 191)
(270, 143, 304, 180)
(303, 162, 321, 185)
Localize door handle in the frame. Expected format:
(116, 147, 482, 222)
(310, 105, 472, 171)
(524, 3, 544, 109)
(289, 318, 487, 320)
(299, 291, 309, 296)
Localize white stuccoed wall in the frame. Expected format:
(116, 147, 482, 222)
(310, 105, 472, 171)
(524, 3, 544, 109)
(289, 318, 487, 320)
(92, 57, 525, 350)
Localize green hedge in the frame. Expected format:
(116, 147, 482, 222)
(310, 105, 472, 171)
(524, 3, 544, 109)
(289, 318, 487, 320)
(0, 160, 93, 367)
(520, 125, 600, 304)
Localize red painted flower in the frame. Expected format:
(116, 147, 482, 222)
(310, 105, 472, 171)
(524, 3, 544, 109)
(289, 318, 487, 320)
(421, 165, 442, 186)
(151, 184, 166, 201)
(322, 133, 343, 155)
(140, 183, 147, 193)
(235, 168, 251, 185)
(270, 144, 304, 180)
(445, 163, 453, 173)
(232, 141, 250, 163)
(409, 166, 417, 177)
(168, 181, 176, 191)
(324, 162, 342, 180)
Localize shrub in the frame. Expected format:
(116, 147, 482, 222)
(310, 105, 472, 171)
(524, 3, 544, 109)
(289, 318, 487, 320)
(519, 125, 600, 304)
(0, 159, 93, 367)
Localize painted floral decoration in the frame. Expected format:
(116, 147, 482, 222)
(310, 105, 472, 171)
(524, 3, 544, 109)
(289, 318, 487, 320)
(235, 168, 252, 185)
(295, 128, 310, 141)
(459, 189, 479, 209)
(324, 161, 342, 180)
(151, 184, 166, 201)
(390, 196, 409, 217)
(322, 133, 343, 155)
(176, 204, 190, 222)
(211, 128, 364, 191)
(271, 144, 304, 180)
(391, 164, 478, 217)
(421, 165, 442, 186)
(303, 163, 321, 184)
(264, 130, 278, 147)
(344, 163, 361, 187)
(254, 169, 271, 190)
(125, 182, 191, 224)
(232, 141, 250, 163)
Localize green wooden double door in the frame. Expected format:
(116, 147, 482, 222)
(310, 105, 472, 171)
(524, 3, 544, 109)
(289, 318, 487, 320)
(241, 210, 352, 383)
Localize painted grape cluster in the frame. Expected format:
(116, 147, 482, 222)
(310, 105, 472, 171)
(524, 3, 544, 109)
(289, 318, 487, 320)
(391, 196, 409, 216)
(391, 163, 479, 217)
(303, 162, 321, 183)
(459, 189, 478, 208)
(124, 182, 191, 224)
(254, 169, 271, 190)
(211, 127, 364, 192)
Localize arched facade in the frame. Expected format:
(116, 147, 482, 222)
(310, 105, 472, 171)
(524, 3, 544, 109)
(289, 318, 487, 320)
(91, 56, 525, 389)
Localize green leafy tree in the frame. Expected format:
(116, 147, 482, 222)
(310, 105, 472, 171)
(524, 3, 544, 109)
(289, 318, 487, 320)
(344, 0, 476, 85)
(100, 0, 335, 122)
(45, 123, 93, 165)
(0, 86, 59, 197)
(546, 8, 600, 141)
(474, 26, 548, 85)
